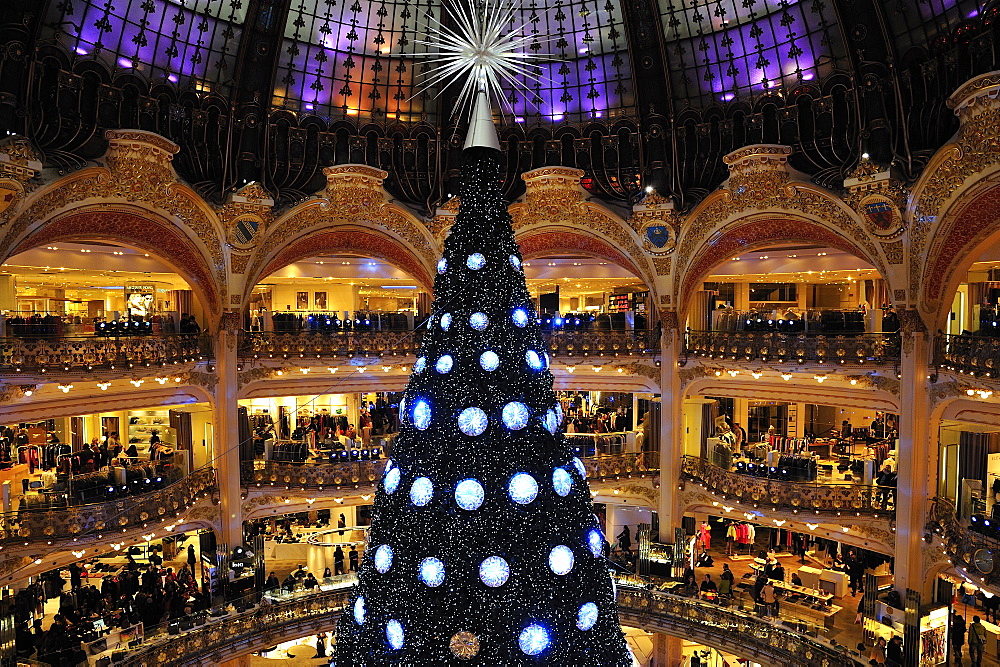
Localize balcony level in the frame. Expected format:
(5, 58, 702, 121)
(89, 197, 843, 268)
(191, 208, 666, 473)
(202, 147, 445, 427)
(685, 330, 901, 371)
(114, 585, 863, 667)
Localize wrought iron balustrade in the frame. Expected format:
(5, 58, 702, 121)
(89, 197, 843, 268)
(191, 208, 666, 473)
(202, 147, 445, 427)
(541, 329, 656, 357)
(616, 587, 862, 667)
(685, 331, 900, 366)
(0, 466, 216, 546)
(241, 452, 658, 490)
(682, 456, 893, 518)
(929, 497, 1000, 590)
(936, 334, 1000, 378)
(0, 334, 210, 374)
(113, 582, 862, 666)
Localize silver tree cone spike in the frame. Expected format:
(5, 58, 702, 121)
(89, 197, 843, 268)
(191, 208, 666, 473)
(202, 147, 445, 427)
(464, 88, 501, 150)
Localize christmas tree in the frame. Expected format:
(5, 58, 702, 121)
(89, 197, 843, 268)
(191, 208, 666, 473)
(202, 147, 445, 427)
(332, 89, 631, 665)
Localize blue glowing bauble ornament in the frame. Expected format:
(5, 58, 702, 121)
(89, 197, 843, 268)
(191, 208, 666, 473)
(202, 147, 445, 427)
(410, 476, 434, 506)
(479, 350, 500, 371)
(386, 619, 404, 650)
(455, 478, 485, 510)
(509, 254, 521, 270)
(374, 544, 393, 573)
(544, 409, 559, 434)
(441, 312, 452, 331)
(353, 596, 366, 625)
(479, 556, 510, 587)
(508, 472, 538, 504)
(412, 400, 432, 431)
(467, 253, 486, 270)
(573, 456, 587, 478)
(587, 529, 604, 557)
(469, 312, 489, 331)
(518, 624, 549, 656)
(577, 602, 599, 631)
(511, 308, 529, 328)
(458, 407, 488, 436)
(525, 350, 544, 371)
(384, 467, 401, 494)
(437, 258, 447, 274)
(549, 545, 574, 575)
(552, 467, 573, 497)
(502, 401, 530, 430)
(419, 557, 445, 587)
(436, 354, 454, 374)
(413, 357, 426, 373)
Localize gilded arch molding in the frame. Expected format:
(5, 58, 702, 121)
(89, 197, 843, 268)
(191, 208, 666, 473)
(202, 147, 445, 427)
(508, 167, 655, 290)
(910, 71, 1000, 311)
(673, 145, 890, 317)
(241, 165, 437, 298)
(0, 130, 228, 312)
(7, 205, 221, 314)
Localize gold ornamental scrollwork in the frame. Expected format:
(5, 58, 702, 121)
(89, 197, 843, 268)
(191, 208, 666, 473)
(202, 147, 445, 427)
(0, 136, 42, 224)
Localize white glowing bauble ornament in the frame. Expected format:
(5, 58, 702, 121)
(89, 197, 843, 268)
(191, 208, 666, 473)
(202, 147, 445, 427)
(577, 602, 599, 631)
(436, 354, 454, 374)
(518, 624, 550, 656)
(410, 476, 434, 506)
(469, 312, 489, 331)
(549, 545, 575, 575)
(413, 357, 426, 373)
(455, 478, 485, 510)
(552, 467, 573, 497)
(437, 258, 447, 274)
(374, 544, 393, 573)
(479, 350, 500, 371)
(458, 407, 489, 436)
(501, 401, 530, 430)
(419, 557, 445, 587)
(555, 403, 564, 424)
(544, 409, 558, 434)
(509, 254, 521, 270)
(441, 312, 453, 331)
(479, 556, 510, 587)
(573, 456, 587, 478)
(467, 253, 486, 270)
(412, 399, 432, 430)
(612, 574, 618, 600)
(525, 349, 544, 371)
(384, 467, 401, 494)
(386, 619, 404, 650)
(508, 472, 538, 504)
(587, 529, 604, 557)
(511, 308, 529, 328)
(353, 596, 366, 624)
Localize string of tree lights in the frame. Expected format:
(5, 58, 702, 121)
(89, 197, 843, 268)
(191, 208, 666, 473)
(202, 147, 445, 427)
(332, 91, 631, 663)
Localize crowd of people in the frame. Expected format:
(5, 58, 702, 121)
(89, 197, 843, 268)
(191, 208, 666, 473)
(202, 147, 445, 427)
(14, 544, 205, 665)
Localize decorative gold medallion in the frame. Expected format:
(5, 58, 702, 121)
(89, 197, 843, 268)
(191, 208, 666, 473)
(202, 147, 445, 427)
(449, 631, 480, 659)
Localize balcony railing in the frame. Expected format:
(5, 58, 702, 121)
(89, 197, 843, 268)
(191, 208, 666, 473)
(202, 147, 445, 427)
(682, 456, 893, 518)
(0, 466, 216, 546)
(113, 584, 861, 667)
(616, 587, 862, 667)
(929, 497, 1000, 589)
(685, 330, 900, 366)
(0, 334, 210, 374)
(241, 452, 659, 490)
(239, 329, 657, 362)
(936, 334, 1000, 378)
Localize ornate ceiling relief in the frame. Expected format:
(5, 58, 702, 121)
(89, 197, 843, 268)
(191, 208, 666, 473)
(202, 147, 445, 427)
(0, 130, 228, 311)
(0, 137, 42, 224)
(912, 72, 1000, 309)
(509, 168, 651, 281)
(673, 144, 887, 304)
(844, 158, 908, 242)
(629, 187, 681, 257)
(246, 164, 436, 291)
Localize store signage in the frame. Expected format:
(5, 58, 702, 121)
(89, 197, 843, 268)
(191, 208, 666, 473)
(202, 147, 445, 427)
(124, 284, 155, 318)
